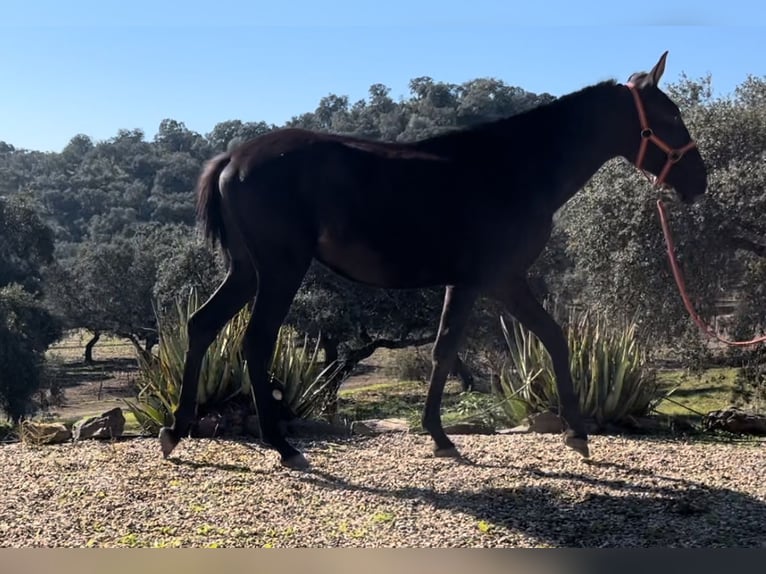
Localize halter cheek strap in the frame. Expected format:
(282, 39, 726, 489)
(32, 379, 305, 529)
(626, 82, 697, 187)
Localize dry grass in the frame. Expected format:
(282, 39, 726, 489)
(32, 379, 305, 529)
(1, 432, 764, 548)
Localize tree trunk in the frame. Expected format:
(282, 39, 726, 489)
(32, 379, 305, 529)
(337, 334, 436, 380)
(84, 331, 101, 364)
(127, 334, 153, 363)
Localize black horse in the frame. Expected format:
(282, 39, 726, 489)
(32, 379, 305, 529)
(159, 52, 707, 469)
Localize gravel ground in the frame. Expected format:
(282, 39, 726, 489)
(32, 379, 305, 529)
(1, 432, 764, 548)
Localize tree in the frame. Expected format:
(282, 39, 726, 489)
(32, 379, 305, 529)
(557, 74, 766, 358)
(153, 234, 225, 314)
(0, 285, 62, 422)
(46, 235, 159, 360)
(0, 197, 61, 420)
(148, 152, 201, 224)
(206, 120, 274, 153)
(0, 194, 55, 294)
(5, 72, 763, 379)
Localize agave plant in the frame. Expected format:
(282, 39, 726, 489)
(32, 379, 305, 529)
(125, 289, 342, 434)
(496, 307, 661, 426)
(267, 324, 347, 421)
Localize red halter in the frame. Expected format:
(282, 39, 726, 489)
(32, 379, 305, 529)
(626, 81, 698, 187)
(627, 82, 766, 347)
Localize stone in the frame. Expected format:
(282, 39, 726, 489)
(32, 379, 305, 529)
(195, 413, 222, 438)
(72, 407, 125, 441)
(527, 411, 565, 434)
(245, 416, 349, 438)
(704, 407, 766, 436)
(497, 425, 530, 434)
(351, 418, 411, 436)
(442, 422, 495, 435)
(20, 422, 71, 445)
(285, 418, 350, 437)
(245, 415, 261, 437)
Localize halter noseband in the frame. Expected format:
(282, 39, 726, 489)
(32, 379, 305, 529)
(626, 82, 697, 188)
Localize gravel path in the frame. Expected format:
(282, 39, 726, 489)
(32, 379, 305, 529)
(1, 433, 764, 547)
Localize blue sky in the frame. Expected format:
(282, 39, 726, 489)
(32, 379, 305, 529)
(1, 1, 763, 152)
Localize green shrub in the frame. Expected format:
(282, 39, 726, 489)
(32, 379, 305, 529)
(270, 325, 345, 420)
(387, 347, 432, 382)
(0, 284, 62, 423)
(125, 290, 343, 434)
(0, 420, 13, 441)
(731, 346, 766, 413)
(439, 390, 511, 429)
(495, 308, 661, 426)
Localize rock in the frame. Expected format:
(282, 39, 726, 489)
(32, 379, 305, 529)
(620, 415, 667, 433)
(442, 422, 495, 435)
(585, 419, 603, 434)
(497, 425, 530, 434)
(194, 413, 222, 438)
(244, 416, 349, 438)
(704, 407, 766, 436)
(351, 418, 411, 436)
(527, 412, 565, 434)
(72, 407, 125, 441)
(245, 415, 261, 437)
(285, 419, 350, 437)
(20, 422, 71, 445)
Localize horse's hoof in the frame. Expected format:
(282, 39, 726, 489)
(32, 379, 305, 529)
(434, 446, 461, 458)
(159, 427, 179, 459)
(281, 453, 310, 470)
(564, 434, 590, 458)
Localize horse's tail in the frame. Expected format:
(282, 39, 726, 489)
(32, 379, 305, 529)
(196, 152, 232, 253)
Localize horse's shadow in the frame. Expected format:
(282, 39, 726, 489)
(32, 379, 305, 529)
(291, 450, 766, 547)
(165, 456, 255, 474)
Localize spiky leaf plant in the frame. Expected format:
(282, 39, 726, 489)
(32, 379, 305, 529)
(125, 289, 342, 434)
(496, 308, 660, 427)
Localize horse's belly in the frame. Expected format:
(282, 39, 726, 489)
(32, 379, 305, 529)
(314, 230, 480, 289)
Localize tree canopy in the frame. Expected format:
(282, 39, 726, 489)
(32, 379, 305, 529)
(1, 72, 763, 376)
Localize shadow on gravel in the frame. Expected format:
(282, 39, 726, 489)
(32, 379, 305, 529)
(295, 457, 766, 547)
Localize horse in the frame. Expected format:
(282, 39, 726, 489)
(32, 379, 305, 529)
(159, 51, 708, 469)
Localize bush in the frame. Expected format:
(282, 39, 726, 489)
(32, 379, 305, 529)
(495, 308, 662, 427)
(731, 346, 766, 413)
(0, 334, 43, 423)
(125, 289, 343, 434)
(386, 347, 432, 382)
(0, 285, 62, 422)
(0, 420, 13, 441)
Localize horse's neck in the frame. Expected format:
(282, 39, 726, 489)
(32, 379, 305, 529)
(506, 83, 633, 209)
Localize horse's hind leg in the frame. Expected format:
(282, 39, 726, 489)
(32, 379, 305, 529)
(241, 261, 311, 469)
(159, 261, 256, 458)
(421, 286, 478, 457)
(495, 278, 589, 458)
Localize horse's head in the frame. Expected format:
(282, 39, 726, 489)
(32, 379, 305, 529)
(623, 51, 707, 204)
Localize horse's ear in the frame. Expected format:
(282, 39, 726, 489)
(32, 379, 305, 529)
(649, 51, 668, 86)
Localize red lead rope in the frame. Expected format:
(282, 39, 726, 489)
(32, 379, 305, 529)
(624, 82, 765, 347)
(656, 198, 766, 347)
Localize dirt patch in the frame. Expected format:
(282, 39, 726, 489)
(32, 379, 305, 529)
(44, 358, 139, 422)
